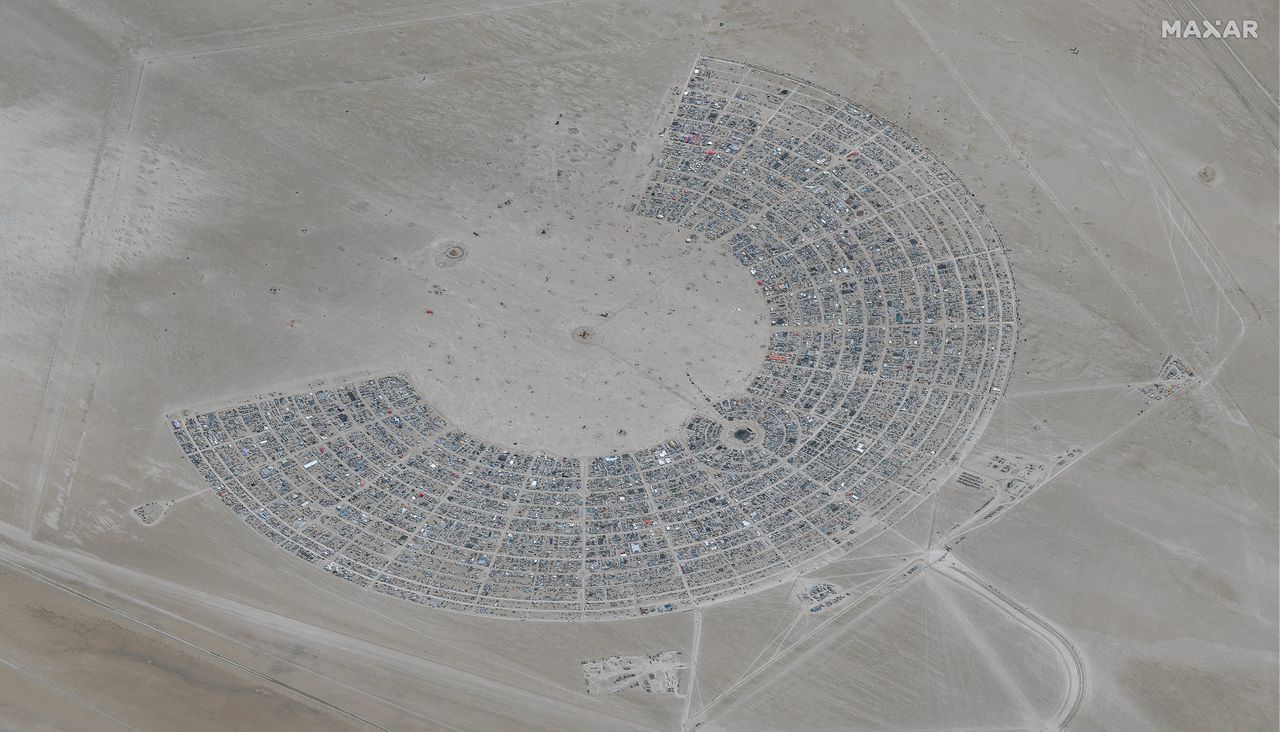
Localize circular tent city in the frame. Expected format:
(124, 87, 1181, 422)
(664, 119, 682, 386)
(172, 56, 1017, 620)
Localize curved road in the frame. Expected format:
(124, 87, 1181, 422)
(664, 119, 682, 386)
(934, 558, 1085, 730)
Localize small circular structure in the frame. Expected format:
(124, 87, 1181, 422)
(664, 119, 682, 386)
(571, 325, 597, 344)
(434, 240, 469, 267)
(1197, 165, 1217, 185)
(686, 399, 799, 473)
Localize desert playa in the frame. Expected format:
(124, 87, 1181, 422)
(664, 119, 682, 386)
(1, 0, 1276, 729)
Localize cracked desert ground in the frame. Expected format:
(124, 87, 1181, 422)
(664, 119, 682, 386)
(2, 0, 1277, 730)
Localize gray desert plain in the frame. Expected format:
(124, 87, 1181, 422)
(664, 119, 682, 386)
(1, 0, 1277, 730)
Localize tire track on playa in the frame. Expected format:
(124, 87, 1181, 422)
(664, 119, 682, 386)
(930, 572, 1042, 726)
(0, 532, 660, 732)
(689, 364, 1208, 727)
(934, 560, 1085, 731)
(678, 610, 703, 731)
(25, 50, 145, 538)
(144, 0, 584, 60)
(22, 7, 1260, 731)
(688, 556, 927, 727)
(1093, 77, 1257, 336)
(0, 555, 395, 732)
(891, 0, 1178, 360)
(906, 369, 1256, 729)
(1163, 0, 1279, 147)
(0, 654, 140, 731)
(21, 0, 600, 540)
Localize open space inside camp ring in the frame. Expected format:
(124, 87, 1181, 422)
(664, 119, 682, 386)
(172, 57, 1017, 621)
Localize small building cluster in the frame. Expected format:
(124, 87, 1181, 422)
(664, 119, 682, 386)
(582, 651, 684, 695)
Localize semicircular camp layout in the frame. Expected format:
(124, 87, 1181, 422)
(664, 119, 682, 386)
(172, 56, 1017, 621)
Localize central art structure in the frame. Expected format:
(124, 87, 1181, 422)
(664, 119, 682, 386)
(172, 57, 1017, 620)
